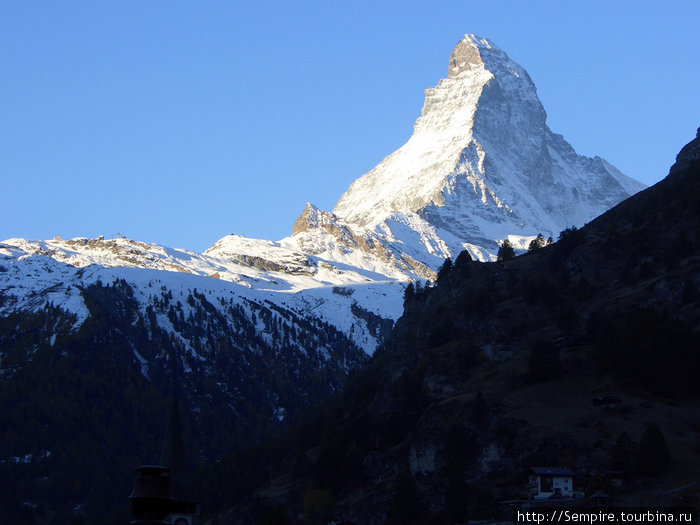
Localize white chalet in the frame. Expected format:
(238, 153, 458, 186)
(529, 467, 575, 500)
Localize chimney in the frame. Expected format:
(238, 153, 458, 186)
(128, 465, 174, 524)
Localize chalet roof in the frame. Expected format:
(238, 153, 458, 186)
(531, 467, 575, 477)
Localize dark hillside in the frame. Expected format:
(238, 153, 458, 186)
(0, 280, 367, 524)
(221, 128, 700, 524)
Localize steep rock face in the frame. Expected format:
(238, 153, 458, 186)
(290, 203, 436, 279)
(670, 127, 700, 175)
(291, 203, 380, 255)
(330, 35, 645, 262)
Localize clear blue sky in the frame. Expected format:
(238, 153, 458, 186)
(2, 1, 699, 252)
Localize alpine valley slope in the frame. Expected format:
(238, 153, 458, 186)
(0, 33, 644, 522)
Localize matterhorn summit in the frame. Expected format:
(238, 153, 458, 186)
(330, 34, 645, 263)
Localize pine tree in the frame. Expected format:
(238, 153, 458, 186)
(454, 249, 473, 268)
(473, 390, 488, 424)
(437, 257, 453, 282)
(497, 239, 515, 261)
(388, 468, 423, 524)
(558, 226, 578, 241)
(262, 504, 289, 525)
(528, 233, 547, 251)
(527, 340, 561, 383)
(609, 431, 635, 471)
(403, 282, 415, 302)
(636, 423, 670, 475)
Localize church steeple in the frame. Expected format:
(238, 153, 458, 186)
(159, 386, 201, 525)
(160, 389, 189, 500)
(129, 383, 201, 525)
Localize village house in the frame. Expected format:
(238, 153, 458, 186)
(528, 467, 576, 500)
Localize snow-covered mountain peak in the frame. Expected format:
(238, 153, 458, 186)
(330, 34, 543, 229)
(448, 35, 536, 98)
(330, 35, 645, 262)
